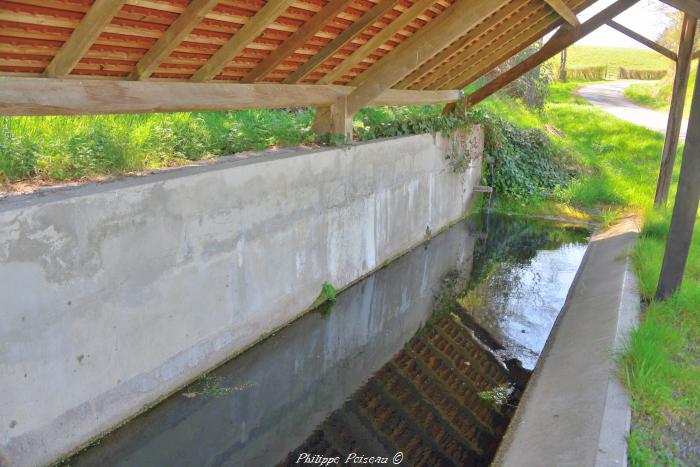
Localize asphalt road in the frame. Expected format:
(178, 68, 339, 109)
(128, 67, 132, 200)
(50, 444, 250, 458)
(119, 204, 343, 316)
(576, 80, 688, 140)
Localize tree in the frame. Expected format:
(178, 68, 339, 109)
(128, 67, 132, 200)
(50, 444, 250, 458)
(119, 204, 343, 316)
(559, 49, 568, 82)
(658, 9, 699, 51)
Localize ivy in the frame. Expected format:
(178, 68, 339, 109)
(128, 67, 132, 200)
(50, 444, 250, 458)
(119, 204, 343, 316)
(468, 109, 577, 199)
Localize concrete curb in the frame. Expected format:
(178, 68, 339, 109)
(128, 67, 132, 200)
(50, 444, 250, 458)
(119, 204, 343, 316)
(493, 216, 641, 467)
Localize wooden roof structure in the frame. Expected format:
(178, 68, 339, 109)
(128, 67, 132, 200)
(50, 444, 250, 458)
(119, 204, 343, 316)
(0, 0, 585, 84)
(0, 0, 607, 121)
(0, 0, 697, 130)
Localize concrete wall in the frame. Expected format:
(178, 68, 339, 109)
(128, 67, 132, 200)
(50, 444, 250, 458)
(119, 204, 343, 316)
(0, 129, 483, 467)
(70, 221, 476, 467)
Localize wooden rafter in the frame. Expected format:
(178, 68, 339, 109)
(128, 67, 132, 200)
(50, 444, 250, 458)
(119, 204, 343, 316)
(283, 0, 399, 84)
(345, 0, 508, 115)
(440, 0, 597, 90)
(317, 0, 440, 85)
(464, 0, 639, 108)
(543, 0, 580, 26)
(607, 20, 678, 61)
(130, 0, 220, 80)
(241, 0, 355, 83)
(0, 77, 460, 116)
(435, 9, 557, 90)
(417, 1, 551, 90)
(43, 0, 126, 78)
(415, 0, 594, 91)
(190, 0, 295, 82)
(394, 0, 524, 90)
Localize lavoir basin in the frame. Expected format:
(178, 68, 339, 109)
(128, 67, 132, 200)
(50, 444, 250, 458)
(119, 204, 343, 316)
(66, 213, 590, 467)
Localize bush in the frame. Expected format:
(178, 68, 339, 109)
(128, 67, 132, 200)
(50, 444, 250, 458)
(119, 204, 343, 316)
(488, 43, 553, 109)
(565, 66, 605, 81)
(469, 109, 576, 199)
(619, 68, 667, 80)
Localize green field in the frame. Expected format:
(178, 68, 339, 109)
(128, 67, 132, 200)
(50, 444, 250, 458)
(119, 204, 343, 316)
(549, 45, 673, 72)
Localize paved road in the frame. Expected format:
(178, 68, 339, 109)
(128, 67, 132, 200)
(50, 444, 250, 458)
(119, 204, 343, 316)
(576, 81, 688, 140)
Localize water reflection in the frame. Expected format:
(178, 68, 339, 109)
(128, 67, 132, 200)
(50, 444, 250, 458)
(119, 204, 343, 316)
(68, 214, 588, 467)
(463, 214, 589, 369)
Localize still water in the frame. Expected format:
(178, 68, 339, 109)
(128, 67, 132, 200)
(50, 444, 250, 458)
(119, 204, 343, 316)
(68, 213, 589, 467)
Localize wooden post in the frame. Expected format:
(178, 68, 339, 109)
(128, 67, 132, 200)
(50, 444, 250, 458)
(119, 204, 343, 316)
(656, 61, 700, 300)
(654, 13, 697, 207)
(311, 100, 353, 143)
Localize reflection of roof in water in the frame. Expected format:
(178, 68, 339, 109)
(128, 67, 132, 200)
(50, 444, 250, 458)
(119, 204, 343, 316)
(280, 310, 527, 467)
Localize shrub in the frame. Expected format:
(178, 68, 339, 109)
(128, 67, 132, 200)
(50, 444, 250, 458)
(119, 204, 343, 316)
(469, 109, 576, 199)
(488, 43, 553, 109)
(619, 68, 667, 80)
(565, 66, 605, 81)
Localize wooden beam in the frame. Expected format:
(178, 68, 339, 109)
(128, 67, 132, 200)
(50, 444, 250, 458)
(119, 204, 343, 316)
(543, 0, 580, 27)
(43, 0, 126, 78)
(190, 0, 295, 82)
(655, 13, 697, 207)
(656, 60, 700, 300)
(283, 0, 398, 84)
(438, 0, 600, 91)
(437, 13, 556, 90)
(395, 0, 526, 90)
(130, 0, 220, 80)
(607, 20, 678, 61)
(317, 0, 439, 85)
(344, 0, 507, 116)
(693, 48, 700, 59)
(0, 78, 460, 116)
(422, 3, 553, 90)
(463, 0, 639, 108)
(660, 0, 700, 19)
(241, 0, 355, 83)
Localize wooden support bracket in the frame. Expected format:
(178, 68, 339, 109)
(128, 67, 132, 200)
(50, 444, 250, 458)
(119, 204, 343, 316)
(543, 0, 580, 27)
(606, 20, 678, 62)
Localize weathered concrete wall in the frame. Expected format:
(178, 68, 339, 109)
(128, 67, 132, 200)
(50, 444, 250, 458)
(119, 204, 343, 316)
(0, 129, 483, 467)
(70, 221, 476, 466)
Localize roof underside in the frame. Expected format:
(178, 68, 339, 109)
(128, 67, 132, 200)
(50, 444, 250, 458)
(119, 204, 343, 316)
(0, 0, 589, 89)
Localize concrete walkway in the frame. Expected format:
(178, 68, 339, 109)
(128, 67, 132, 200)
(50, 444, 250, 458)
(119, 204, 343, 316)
(577, 81, 688, 140)
(493, 216, 641, 467)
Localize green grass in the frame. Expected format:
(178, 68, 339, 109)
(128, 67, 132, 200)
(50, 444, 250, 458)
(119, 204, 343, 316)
(549, 45, 673, 76)
(478, 82, 699, 465)
(625, 65, 697, 117)
(0, 104, 466, 187)
(0, 110, 316, 184)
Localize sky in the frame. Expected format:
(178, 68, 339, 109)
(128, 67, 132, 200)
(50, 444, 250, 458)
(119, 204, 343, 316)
(566, 0, 676, 48)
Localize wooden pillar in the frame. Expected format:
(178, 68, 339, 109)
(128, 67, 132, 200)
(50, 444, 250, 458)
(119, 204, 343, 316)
(656, 61, 700, 300)
(654, 13, 697, 208)
(311, 98, 353, 143)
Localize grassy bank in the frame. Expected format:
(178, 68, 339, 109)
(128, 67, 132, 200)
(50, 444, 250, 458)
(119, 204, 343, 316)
(625, 65, 697, 117)
(478, 83, 698, 465)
